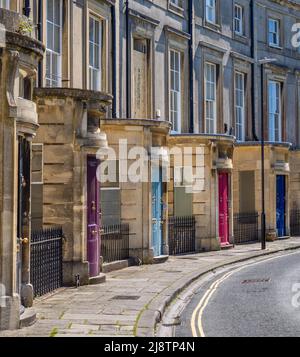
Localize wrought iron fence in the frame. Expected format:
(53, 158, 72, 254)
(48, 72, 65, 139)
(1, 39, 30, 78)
(234, 212, 260, 244)
(169, 216, 196, 255)
(101, 224, 130, 263)
(30, 227, 63, 298)
(290, 209, 300, 236)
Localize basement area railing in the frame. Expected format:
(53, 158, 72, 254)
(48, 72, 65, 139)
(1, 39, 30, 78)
(30, 227, 63, 298)
(168, 216, 196, 255)
(101, 224, 130, 263)
(234, 212, 260, 244)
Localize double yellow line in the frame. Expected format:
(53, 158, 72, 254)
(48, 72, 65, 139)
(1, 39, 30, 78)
(191, 267, 244, 337)
(190, 251, 298, 337)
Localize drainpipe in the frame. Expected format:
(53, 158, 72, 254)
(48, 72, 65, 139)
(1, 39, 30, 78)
(188, 0, 194, 133)
(111, 4, 117, 118)
(250, 0, 259, 141)
(125, 0, 130, 118)
(23, 0, 31, 17)
(37, 0, 43, 87)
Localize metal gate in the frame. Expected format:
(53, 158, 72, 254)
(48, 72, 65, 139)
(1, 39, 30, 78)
(169, 216, 196, 255)
(30, 227, 63, 297)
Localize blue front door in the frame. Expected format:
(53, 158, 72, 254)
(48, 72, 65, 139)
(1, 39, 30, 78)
(276, 175, 286, 238)
(152, 166, 163, 257)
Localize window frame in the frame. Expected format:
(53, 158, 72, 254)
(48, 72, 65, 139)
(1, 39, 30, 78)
(204, 62, 217, 134)
(169, 48, 182, 134)
(205, 0, 217, 25)
(268, 80, 282, 142)
(45, 0, 63, 87)
(234, 71, 246, 141)
(234, 4, 244, 36)
(88, 14, 103, 92)
(268, 18, 280, 48)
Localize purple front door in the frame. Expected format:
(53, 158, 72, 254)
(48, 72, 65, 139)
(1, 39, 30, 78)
(219, 172, 230, 246)
(87, 156, 100, 277)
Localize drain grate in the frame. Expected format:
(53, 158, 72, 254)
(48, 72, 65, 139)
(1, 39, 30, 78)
(242, 278, 270, 284)
(111, 295, 141, 301)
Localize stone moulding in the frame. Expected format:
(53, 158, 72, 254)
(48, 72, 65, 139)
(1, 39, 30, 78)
(34, 87, 113, 103)
(6, 31, 44, 57)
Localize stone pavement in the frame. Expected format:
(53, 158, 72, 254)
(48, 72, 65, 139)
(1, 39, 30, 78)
(1, 238, 300, 337)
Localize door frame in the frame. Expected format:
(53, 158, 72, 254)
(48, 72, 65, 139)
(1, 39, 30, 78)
(86, 155, 101, 277)
(276, 174, 287, 238)
(151, 165, 163, 257)
(218, 171, 231, 246)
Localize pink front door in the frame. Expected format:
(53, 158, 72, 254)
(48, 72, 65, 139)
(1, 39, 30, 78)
(218, 172, 229, 246)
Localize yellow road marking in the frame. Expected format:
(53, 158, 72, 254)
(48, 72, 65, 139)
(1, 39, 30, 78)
(190, 252, 300, 337)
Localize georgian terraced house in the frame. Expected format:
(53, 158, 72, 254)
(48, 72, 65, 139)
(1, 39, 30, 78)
(1, 0, 300, 330)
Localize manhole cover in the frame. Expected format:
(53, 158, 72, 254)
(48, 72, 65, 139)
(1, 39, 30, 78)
(161, 270, 183, 274)
(180, 257, 199, 261)
(111, 295, 141, 301)
(242, 278, 270, 284)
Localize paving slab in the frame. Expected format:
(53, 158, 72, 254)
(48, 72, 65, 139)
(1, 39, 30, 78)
(1, 238, 300, 337)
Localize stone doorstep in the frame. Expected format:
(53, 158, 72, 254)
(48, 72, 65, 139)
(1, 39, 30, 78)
(19, 308, 36, 329)
(221, 244, 234, 250)
(102, 258, 136, 274)
(89, 273, 106, 285)
(153, 255, 169, 264)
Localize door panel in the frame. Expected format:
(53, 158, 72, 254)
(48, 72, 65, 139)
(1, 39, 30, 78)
(17, 138, 31, 295)
(87, 156, 100, 277)
(152, 166, 163, 257)
(219, 173, 229, 245)
(276, 175, 286, 238)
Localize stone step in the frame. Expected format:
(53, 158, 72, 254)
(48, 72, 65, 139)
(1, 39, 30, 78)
(153, 255, 169, 264)
(89, 273, 106, 285)
(19, 308, 36, 328)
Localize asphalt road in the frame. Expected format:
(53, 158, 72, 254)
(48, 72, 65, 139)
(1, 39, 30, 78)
(176, 251, 300, 337)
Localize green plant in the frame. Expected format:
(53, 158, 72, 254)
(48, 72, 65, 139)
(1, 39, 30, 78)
(18, 19, 33, 35)
(49, 327, 58, 337)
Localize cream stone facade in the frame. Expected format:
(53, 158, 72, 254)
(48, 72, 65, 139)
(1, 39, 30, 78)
(101, 119, 170, 263)
(33, 88, 112, 285)
(233, 143, 291, 239)
(0, 8, 43, 329)
(2, 0, 300, 332)
(168, 134, 235, 251)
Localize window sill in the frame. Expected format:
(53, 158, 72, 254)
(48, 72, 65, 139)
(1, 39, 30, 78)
(203, 21, 221, 33)
(268, 44, 283, 50)
(233, 32, 249, 45)
(168, 3, 184, 18)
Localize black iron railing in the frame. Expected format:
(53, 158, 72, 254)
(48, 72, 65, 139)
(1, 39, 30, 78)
(101, 224, 130, 263)
(234, 212, 260, 244)
(30, 227, 63, 297)
(290, 209, 300, 236)
(169, 216, 196, 255)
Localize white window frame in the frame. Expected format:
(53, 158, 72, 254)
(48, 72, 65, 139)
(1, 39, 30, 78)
(234, 4, 244, 35)
(268, 80, 282, 142)
(170, 0, 183, 8)
(46, 0, 62, 87)
(89, 15, 102, 91)
(0, 0, 10, 9)
(235, 71, 245, 141)
(169, 49, 182, 133)
(205, 62, 217, 134)
(206, 0, 217, 24)
(268, 18, 280, 47)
